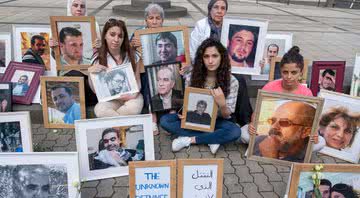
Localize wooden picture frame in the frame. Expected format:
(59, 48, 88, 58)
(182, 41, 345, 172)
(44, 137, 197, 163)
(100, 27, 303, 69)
(40, 76, 86, 129)
(317, 90, 360, 163)
(0, 33, 12, 73)
(145, 61, 184, 112)
(247, 90, 324, 166)
(181, 87, 218, 132)
(0, 82, 12, 112)
(269, 57, 309, 83)
(350, 53, 360, 97)
(1, 61, 44, 104)
(177, 159, 224, 198)
(134, 26, 190, 70)
(129, 160, 177, 198)
(287, 163, 360, 198)
(310, 61, 346, 96)
(0, 111, 32, 152)
(50, 16, 96, 71)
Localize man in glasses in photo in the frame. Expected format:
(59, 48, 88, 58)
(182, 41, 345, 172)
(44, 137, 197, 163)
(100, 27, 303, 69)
(22, 35, 46, 65)
(253, 101, 316, 162)
(105, 70, 130, 96)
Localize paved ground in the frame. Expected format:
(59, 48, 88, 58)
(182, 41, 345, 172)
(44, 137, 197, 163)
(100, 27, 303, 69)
(1, 0, 359, 197)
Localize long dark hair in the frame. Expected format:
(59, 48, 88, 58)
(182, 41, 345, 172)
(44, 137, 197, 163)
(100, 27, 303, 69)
(191, 38, 231, 97)
(280, 46, 304, 71)
(94, 19, 136, 71)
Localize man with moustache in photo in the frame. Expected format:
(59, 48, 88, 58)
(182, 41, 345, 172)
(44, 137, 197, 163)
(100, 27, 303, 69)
(261, 43, 279, 74)
(22, 35, 46, 65)
(253, 101, 316, 162)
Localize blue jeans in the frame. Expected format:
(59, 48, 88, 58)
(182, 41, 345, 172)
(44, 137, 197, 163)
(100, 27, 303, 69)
(160, 113, 241, 145)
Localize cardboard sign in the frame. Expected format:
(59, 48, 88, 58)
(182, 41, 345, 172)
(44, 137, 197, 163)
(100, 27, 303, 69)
(177, 159, 224, 198)
(129, 160, 176, 198)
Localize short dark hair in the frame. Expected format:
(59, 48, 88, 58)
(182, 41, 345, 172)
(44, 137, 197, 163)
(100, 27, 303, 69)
(228, 24, 259, 43)
(331, 183, 356, 198)
(155, 32, 177, 49)
(105, 70, 126, 84)
(19, 75, 28, 80)
(31, 35, 45, 45)
(50, 85, 73, 96)
(280, 46, 304, 71)
(322, 69, 335, 77)
(101, 128, 119, 139)
(313, 179, 332, 188)
(196, 100, 207, 109)
(267, 44, 279, 53)
(59, 27, 82, 44)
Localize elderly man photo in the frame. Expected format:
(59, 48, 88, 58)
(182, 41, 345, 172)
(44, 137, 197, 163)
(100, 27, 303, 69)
(261, 43, 279, 74)
(12, 165, 51, 198)
(227, 25, 259, 68)
(105, 70, 130, 96)
(50, 85, 81, 124)
(59, 27, 91, 66)
(186, 100, 212, 125)
(253, 101, 316, 162)
(319, 69, 336, 92)
(151, 66, 182, 111)
(12, 75, 30, 96)
(22, 35, 46, 66)
(153, 32, 178, 64)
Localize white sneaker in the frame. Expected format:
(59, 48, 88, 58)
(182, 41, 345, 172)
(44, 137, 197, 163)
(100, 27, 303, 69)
(208, 144, 220, 154)
(172, 137, 191, 152)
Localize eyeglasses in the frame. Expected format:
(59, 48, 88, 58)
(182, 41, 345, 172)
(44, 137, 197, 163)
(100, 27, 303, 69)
(103, 137, 117, 143)
(267, 117, 304, 127)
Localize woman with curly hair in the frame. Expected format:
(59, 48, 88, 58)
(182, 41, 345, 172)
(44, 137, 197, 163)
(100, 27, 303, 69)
(319, 107, 360, 150)
(160, 38, 241, 154)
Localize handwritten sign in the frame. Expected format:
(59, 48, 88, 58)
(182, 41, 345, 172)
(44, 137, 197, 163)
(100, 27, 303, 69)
(177, 159, 224, 198)
(129, 160, 176, 198)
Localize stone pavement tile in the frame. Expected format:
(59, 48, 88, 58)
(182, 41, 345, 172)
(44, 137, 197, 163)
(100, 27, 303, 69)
(215, 147, 228, 158)
(222, 185, 230, 198)
(114, 177, 129, 187)
(199, 144, 210, 152)
(82, 180, 100, 188)
(227, 151, 245, 165)
(279, 172, 290, 183)
(224, 173, 242, 194)
(113, 187, 129, 198)
(261, 192, 280, 198)
(33, 134, 46, 143)
(245, 159, 264, 173)
(188, 151, 202, 159)
(224, 158, 236, 174)
(54, 134, 72, 146)
(201, 151, 216, 158)
(241, 183, 263, 198)
(37, 127, 50, 135)
(319, 155, 337, 163)
(32, 124, 42, 129)
(160, 150, 175, 160)
(276, 165, 291, 173)
(52, 146, 67, 151)
(270, 181, 287, 197)
(174, 152, 188, 159)
(46, 131, 60, 141)
(262, 165, 283, 182)
(80, 188, 97, 198)
(229, 193, 247, 198)
(253, 173, 273, 192)
(234, 165, 254, 182)
(223, 142, 239, 151)
(96, 178, 115, 197)
(188, 144, 200, 152)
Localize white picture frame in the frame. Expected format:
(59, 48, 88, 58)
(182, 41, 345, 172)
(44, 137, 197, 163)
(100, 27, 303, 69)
(252, 33, 293, 80)
(350, 53, 360, 97)
(0, 111, 32, 152)
(318, 90, 360, 163)
(0, 33, 12, 73)
(0, 152, 80, 198)
(75, 114, 154, 181)
(221, 18, 268, 75)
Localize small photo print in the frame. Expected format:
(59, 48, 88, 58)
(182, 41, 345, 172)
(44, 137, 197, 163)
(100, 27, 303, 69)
(0, 83, 12, 112)
(0, 122, 22, 152)
(20, 32, 51, 70)
(318, 69, 337, 92)
(0, 40, 6, 68)
(185, 93, 214, 129)
(10, 70, 35, 97)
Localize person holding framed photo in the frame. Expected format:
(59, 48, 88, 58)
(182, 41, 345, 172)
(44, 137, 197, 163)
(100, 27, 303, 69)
(88, 19, 143, 117)
(160, 38, 241, 154)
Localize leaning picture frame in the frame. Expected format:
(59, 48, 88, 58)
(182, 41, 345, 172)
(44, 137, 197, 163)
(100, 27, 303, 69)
(287, 163, 360, 198)
(310, 61, 345, 96)
(134, 26, 190, 69)
(0, 33, 12, 73)
(50, 16, 96, 71)
(75, 114, 154, 181)
(40, 76, 86, 129)
(181, 87, 218, 132)
(247, 90, 324, 165)
(0, 111, 32, 152)
(317, 90, 360, 163)
(269, 57, 309, 84)
(221, 18, 268, 75)
(350, 53, 360, 97)
(0, 82, 12, 112)
(1, 61, 44, 104)
(0, 152, 81, 198)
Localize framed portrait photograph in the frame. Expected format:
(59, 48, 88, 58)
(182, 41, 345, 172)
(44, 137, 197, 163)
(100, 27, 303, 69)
(75, 114, 154, 181)
(0, 152, 80, 198)
(317, 90, 360, 163)
(145, 61, 183, 112)
(0, 111, 32, 152)
(247, 90, 324, 165)
(12, 25, 56, 73)
(252, 33, 293, 81)
(287, 163, 360, 198)
(269, 57, 309, 83)
(40, 76, 86, 129)
(350, 53, 360, 97)
(181, 87, 218, 132)
(310, 61, 345, 96)
(134, 26, 190, 67)
(1, 61, 44, 104)
(50, 16, 96, 71)
(0, 82, 12, 112)
(90, 63, 139, 102)
(0, 33, 11, 73)
(221, 18, 268, 75)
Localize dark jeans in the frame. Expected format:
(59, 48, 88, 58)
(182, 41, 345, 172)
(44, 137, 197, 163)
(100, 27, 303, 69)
(160, 113, 241, 145)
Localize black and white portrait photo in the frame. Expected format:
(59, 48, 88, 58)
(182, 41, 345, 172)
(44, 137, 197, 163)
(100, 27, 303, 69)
(0, 122, 22, 152)
(105, 69, 130, 95)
